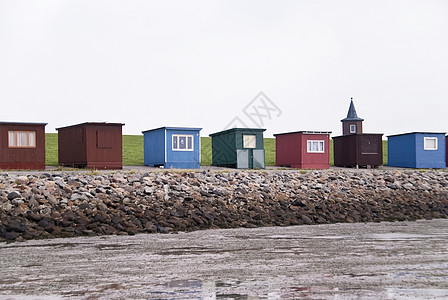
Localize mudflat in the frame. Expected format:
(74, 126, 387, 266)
(0, 219, 447, 299)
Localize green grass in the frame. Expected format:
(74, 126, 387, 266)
(330, 140, 334, 166)
(382, 140, 388, 165)
(200, 137, 212, 166)
(45, 133, 58, 166)
(123, 135, 144, 165)
(45, 134, 388, 167)
(264, 138, 275, 166)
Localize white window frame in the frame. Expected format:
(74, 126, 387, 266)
(423, 137, 438, 150)
(172, 134, 194, 151)
(243, 134, 257, 148)
(307, 140, 325, 153)
(349, 124, 356, 133)
(8, 131, 36, 148)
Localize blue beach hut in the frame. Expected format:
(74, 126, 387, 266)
(387, 132, 446, 168)
(142, 127, 202, 169)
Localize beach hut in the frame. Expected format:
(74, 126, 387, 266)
(0, 122, 47, 170)
(387, 132, 446, 169)
(210, 128, 266, 169)
(57, 122, 124, 169)
(274, 131, 332, 169)
(142, 127, 202, 169)
(333, 99, 383, 168)
(333, 134, 383, 168)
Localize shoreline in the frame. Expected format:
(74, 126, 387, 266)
(1, 168, 447, 242)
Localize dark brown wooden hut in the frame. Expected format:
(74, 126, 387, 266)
(333, 99, 383, 168)
(0, 122, 47, 170)
(333, 133, 383, 168)
(57, 122, 124, 169)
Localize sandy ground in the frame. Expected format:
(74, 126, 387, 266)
(3, 164, 446, 176)
(0, 219, 447, 299)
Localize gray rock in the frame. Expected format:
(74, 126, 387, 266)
(2, 202, 13, 212)
(11, 199, 22, 205)
(70, 193, 89, 202)
(7, 191, 21, 200)
(402, 183, 414, 190)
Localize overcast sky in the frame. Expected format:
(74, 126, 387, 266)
(1, 0, 447, 137)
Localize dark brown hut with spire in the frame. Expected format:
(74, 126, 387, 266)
(332, 99, 383, 168)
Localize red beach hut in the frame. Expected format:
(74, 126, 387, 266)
(0, 122, 47, 170)
(57, 122, 124, 169)
(274, 131, 332, 169)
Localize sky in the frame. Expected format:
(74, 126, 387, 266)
(1, 0, 447, 138)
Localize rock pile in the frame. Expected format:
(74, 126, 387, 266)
(1, 169, 447, 242)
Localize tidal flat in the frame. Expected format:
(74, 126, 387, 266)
(1, 219, 447, 299)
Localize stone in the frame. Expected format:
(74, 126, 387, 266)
(0, 169, 446, 243)
(2, 202, 13, 212)
(7, 219, 27, 232)
(70, 193, 89, 202)
(2, 231, 20, 241)
(16, 176, 29, 185)
(200, 190, 213, 197)
(402, 183, 414, 190)
(301, 215, 313, 225)
(7, 191, 21, 201)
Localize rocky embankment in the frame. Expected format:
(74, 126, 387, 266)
(1, 169, 448, 242)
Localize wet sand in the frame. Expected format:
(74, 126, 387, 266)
(1, 219, 447, 299)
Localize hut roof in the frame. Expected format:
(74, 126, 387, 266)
(341, 98, 364, 122)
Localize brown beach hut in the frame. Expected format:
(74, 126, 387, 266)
(57, 122, 124, 169)
(332, 99, 383, 168)
(0, 122, 47, 170)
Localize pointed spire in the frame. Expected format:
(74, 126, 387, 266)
(341, 97, 364, 121)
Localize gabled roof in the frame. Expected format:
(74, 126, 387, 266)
(341, 98, 364, 122)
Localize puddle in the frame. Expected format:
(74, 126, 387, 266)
(387, 288, 448, 299)
(147, 279, 206, 299)
(0, 242, 92, 249)
(146, 279, 339, 299)
(307, 235, 350, 240)
(366, 233, 435, 240)
(95, 243, 140, 250)
(0, 296, 64, 300)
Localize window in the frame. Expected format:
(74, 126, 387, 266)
(8, 131, 36, 148)
(307, 140, 325, 153)
(424, 137, 438, 150)
(172, 134, 193, 151)
(349, 124, 356, 133)
(243, 135, 256, 148)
